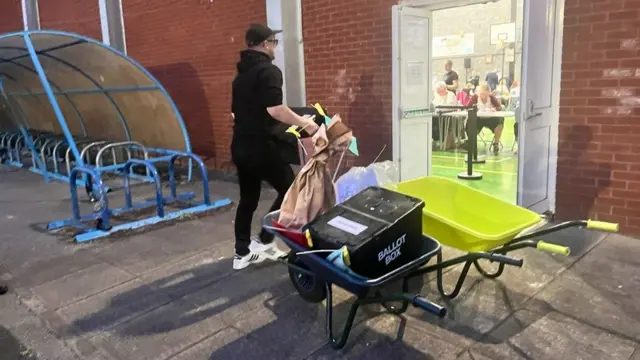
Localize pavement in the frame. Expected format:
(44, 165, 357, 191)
(0, 167, 639, 360)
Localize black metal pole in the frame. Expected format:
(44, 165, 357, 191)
(458, 105, 482, 180)
(470, 107, 478, 164)
(467, 109, 474, 175)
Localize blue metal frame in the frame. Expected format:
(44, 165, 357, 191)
(0, 30, 229, 242)
(0, 79, 50, 181)
(0, 47, 132, 139)
(23, 33, 83, 165)
(123, 159, 165, 217)
(0, 30, 193, 154)
(47, 153, 231, 243)
(0, 45, 138, 140)
(3, 40, 86, 62)
(7, 85, 159, 96)
(68, 166, 110, 228)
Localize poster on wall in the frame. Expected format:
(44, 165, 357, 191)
(432, 33, 474, 58)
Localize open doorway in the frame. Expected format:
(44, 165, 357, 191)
(392, 0, 562, 212)
(429, 0, 524, 204)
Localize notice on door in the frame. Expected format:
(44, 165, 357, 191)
(404, 19, 426, 48)
(406, 61, 424, 86)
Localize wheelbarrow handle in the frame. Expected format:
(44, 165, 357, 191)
(586, 220, 619, 232)
(411, 295, 447, 318)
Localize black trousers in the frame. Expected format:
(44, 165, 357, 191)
(233, 156, 295, 256)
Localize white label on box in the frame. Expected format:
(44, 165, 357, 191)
(327, 216, 368, 235)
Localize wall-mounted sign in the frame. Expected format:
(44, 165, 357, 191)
(432, 33, 475, 58)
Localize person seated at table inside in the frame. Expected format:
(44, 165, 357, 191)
(466, 81, 504, 155)
(457, 82, 475, 105)
(494, 77, 511, 106)
(432, 81, 457, 149)
(433, 81, 456, 106)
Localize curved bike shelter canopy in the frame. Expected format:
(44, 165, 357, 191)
(0, 31, 231, 243)
(0, 30, 192, 161)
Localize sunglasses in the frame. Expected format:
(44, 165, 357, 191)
(266, 38, 279, 46)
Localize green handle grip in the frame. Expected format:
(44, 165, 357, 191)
(586, 220, 619, 232)
(537, 241, 570, 256)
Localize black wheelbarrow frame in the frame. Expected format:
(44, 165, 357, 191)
(263, 211, 619, 350)
(262, 211, 447, 350)
(406, 219, 619, 300)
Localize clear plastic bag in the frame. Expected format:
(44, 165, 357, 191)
(368, 161, 399, 186)
(335, 161, 400, 203)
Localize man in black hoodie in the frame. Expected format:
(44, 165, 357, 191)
(231, 24, 319, 270)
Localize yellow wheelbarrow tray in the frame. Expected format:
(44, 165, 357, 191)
(393, 176, 619, 299)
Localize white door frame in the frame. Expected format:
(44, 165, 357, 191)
(394, 0, 563, 214)
(517, 0, 564, 214)
(391, 5, 433, 182)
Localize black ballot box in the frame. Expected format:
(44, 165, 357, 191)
(307, 186, 425, 278)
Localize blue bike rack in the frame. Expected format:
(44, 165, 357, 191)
(1, 30, 232, 242)
(47, 153, 231, 243)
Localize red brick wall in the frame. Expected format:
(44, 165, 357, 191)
(0, 0, 22, 34)
(302, 0, 396, 166)
(123, 0, 266, 167)
(39, 0, 101, 40)
(557, 0, 640, 233)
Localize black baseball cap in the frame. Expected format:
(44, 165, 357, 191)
(245, 24, 281, 47)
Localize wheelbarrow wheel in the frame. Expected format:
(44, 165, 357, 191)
(288, 253, 327, 303)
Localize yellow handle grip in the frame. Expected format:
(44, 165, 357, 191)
(537, 241, 571, 256)
(586, 220, 619, 232)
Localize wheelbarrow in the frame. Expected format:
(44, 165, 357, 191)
(262, 210, 447, 350)
(261, 177, 619, 349)
(393, 176, 620, 299)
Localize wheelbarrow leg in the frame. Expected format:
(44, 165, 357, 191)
(325, 283, 361, 350)
(378, 277, 410, 315)
(473, 259, 506, 279)
(436, 252, 473, 300)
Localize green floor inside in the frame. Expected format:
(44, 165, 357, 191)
(431, 116, 518, 204)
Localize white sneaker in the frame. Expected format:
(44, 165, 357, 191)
(249, 236, 288, 260)
(233, 252, 265, 270)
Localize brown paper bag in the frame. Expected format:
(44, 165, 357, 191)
(278, 115, 353, 229)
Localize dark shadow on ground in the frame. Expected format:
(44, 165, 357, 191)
(0, 325, 37, 360)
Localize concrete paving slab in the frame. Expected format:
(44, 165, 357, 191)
(29, 262, 134, 311)
(9, 250, 102, 290)
(92, 298, 226, 360)
(137, 245, 235, 300)
(469, 309, 637, 360)
(232, 293, 350, 360)
(307, 314, 464, 360)
(172, 327, 281, 360)
(529, 234, 640, 342)
(181, 262, 293, 327)
(1, 168, 640, 360)
(6, 310, 82, 360)
(396, 224, 609, 346)
(455, 350, 493, 360)
(56, 278, 172, 335)
(91, 234, 190, 276)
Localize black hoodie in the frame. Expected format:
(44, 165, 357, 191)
(231, 49, 290, 164)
